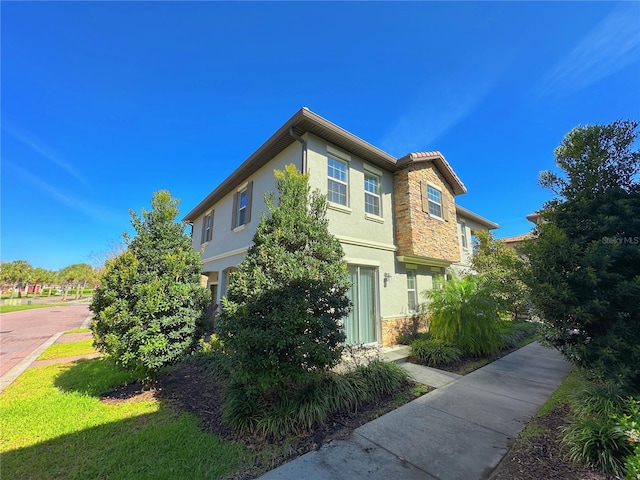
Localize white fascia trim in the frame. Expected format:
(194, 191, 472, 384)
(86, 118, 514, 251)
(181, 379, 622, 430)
(202, 245, 251, 264)
(335, 235, 397, 252)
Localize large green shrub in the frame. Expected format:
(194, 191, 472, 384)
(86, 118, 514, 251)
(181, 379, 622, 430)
(217, 165, 351, 420)
(91, 191, 210, 386)
(424, 274, 504, 356)
(523, 120, 640, 390)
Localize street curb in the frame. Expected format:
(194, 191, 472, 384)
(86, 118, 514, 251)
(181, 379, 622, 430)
(81, 314, 93, 329)
(0, 332, 64, 394)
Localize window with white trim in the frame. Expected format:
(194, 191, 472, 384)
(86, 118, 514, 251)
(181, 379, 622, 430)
(237, 189, 247, 226)
(407, 270, 418, 312)
(201, 211, 213, 244)
(364, 172, 381, 216)
(458, 220, 468, 249)
(232, 181, 253, 229)
(327, 157, 348, 206)
(427, 185, 443, 217)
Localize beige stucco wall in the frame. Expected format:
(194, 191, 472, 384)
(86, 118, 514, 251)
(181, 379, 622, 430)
(190, 141, 304, 302)
(451, 213, 495, 275)
(306, 134, 396, 247)
(393, 163, 460, 263)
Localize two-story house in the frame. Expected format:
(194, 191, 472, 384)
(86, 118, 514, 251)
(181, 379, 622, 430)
(184, 108, 498, 346)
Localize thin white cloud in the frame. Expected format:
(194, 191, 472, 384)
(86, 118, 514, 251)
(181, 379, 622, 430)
(4, 161, 123, 226)
(379, 50, 511, 157)
(2, 124, 90, 188)
(379, 78, 496, 156)
(538, 3, 640, 98)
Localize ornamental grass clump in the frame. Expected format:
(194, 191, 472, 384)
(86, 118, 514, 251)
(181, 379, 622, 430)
(424, 274, 504, 357)
(410, 338, 462, 367)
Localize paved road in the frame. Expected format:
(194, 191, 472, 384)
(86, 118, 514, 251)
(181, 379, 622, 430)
(0, 304, 91, 376)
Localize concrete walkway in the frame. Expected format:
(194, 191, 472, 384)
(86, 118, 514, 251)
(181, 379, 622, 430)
(260, 341, 571, 480)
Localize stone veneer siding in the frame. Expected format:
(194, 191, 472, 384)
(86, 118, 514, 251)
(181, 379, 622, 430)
(381, 315, 429, 346)
(393, 163, 460, 263)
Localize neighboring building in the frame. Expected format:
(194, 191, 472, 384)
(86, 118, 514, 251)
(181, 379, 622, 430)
(500, 212, 540, 250)
(184, 108, 499, 346)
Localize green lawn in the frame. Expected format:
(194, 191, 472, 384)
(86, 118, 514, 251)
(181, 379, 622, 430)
(0, 343, 253, 480)
(36, 339, 96, 360)
(65, 327, 92, 334)
(0, 303, 67, 314)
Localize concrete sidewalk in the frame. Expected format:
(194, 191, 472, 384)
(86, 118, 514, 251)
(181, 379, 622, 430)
(260, 342, 571, 480)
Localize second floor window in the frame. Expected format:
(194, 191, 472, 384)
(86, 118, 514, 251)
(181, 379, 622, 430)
(364, 172, 381, 216)
(427, 185, 443, 218)
(201, 211, 213, 244)
(232, 181, 253, 229)
(407, 270, 417, 312)
(459, 220, 468, 249)
(327, 157, 348, 206)
(237, 189, 247, 226)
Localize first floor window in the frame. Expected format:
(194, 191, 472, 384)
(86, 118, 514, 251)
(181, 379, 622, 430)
(407, 270, 417, 312)
(364, 172, 381, 216)
(327, 157, 348, 206)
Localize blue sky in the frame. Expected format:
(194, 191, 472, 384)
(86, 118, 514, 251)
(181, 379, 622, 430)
(2, 1, 639, 271)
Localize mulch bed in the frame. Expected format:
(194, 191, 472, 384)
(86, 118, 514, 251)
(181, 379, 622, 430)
(100, 360, 427, 479)
(490, 404, 614, 480)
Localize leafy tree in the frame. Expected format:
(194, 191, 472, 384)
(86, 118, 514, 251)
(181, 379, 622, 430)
(472, 231, 531, 320)
(523, 120, 640, 390)
(91, 190, 210, 386)
(424, 273, 504, 356)
(1, 260, 32, 298)
(30, 267, 49, 297)
(218, 165, 351, 400)
(59, 264, 84, 301)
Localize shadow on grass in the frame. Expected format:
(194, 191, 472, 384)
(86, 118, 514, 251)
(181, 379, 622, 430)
(2, 410, 246, 480)
(53, 357, 136, 397)
(4, 358, 248, 480)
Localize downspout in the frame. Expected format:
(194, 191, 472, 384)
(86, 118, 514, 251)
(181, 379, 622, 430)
(289, 127, 307, 173)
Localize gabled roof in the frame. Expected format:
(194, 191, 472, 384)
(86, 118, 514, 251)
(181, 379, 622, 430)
(184, 107, 396, 221)
(184, 108, 468, 221)
(397, 151, 467, 195)
(455, 205, 500, 230)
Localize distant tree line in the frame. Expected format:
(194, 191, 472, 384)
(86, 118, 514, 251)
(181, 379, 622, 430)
(0, 260, 98, 300)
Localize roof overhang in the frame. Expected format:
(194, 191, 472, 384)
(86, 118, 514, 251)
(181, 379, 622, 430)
(396, 255, 453, 269)
(455, 205, 500, 230)
(396, 151, 467, 196)
(183, 107, 397, 222)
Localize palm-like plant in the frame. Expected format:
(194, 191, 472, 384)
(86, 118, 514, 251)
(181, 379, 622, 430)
(424, 274, 504, 356)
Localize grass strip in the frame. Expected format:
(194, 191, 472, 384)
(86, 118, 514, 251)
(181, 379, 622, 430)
(0, 304, 67, 314)
(37, 339, 96, 360)
(65, 328, 92, 334)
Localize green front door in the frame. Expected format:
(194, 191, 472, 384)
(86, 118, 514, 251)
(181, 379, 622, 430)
(344, 265, 378, 344)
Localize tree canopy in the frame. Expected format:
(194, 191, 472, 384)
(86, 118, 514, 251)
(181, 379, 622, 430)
(524, 120, 640, 390)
